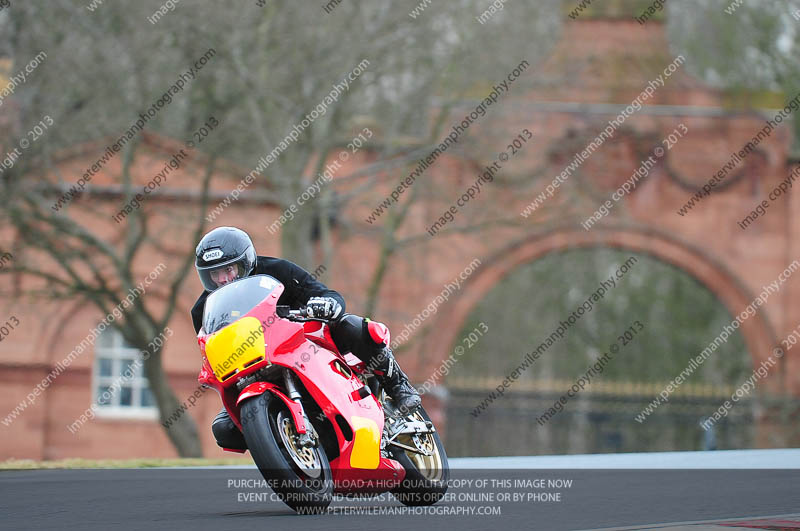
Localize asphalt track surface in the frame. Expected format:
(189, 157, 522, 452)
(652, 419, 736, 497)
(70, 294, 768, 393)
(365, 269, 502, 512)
(1, 452, 799, 531)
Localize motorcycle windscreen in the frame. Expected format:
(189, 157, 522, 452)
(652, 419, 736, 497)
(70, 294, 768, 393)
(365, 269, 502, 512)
(202, 275, 282, 334)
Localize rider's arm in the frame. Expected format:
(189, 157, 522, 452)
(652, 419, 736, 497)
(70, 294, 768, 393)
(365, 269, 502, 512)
(190, 292, 209, 334)
(256, 257, 345, 313)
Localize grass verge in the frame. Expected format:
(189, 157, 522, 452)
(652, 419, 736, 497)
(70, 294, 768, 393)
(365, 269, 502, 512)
(0, 457, 252, 470)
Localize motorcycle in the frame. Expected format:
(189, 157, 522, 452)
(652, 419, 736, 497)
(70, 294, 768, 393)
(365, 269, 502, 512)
(197, 274, 449, 513)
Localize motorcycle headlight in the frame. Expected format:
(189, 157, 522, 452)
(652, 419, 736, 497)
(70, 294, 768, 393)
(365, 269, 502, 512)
(205, 317, 267, 381)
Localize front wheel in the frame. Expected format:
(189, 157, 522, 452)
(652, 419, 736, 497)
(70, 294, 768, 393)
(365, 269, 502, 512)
(240, 393, 333, 513)
(388, 406, 449, 506)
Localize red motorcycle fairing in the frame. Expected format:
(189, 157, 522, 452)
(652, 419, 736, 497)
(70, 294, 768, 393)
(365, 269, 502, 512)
(269, 333, 404, 487)
(302, 320, 339, 353)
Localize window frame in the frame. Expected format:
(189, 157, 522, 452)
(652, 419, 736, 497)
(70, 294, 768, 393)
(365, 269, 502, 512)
(92, 327, 158, 420)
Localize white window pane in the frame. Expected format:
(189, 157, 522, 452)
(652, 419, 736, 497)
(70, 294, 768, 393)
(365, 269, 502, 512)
(120, 358, 139, 378)
(96, 385, 114, 406)
(98, 358, 113, 377)
(119, 386, 133, 407)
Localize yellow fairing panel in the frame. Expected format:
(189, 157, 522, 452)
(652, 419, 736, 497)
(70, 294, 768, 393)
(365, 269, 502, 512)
(349, 416, 380, 469)
(205, 317, 266, 381)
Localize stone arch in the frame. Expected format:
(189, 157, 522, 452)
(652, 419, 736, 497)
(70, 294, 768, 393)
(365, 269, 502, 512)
(421, 223, 782, 391)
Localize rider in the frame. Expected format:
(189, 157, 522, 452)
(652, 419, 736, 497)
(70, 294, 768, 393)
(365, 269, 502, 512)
(191, 226, 421, 452)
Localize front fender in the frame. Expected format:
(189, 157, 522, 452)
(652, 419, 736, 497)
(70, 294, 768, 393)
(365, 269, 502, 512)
(236, 382, 306, 434)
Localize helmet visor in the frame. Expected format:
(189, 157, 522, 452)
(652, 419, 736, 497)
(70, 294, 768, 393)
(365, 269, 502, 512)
(197, 255, 249, 291)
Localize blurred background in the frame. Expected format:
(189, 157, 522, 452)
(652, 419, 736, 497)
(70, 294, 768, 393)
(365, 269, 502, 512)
(1, 0, 799, 461)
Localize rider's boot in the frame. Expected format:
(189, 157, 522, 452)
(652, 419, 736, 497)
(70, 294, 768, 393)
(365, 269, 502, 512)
(212, 407, 248, 451)
(372, 347, 421, 415)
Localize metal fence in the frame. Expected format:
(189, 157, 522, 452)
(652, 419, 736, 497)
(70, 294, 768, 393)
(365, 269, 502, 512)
(442, 378, 799, 456)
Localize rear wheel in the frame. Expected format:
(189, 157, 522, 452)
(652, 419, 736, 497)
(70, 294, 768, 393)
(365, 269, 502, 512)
(388, 406, 449, 506)
(240, 393, 333, 513)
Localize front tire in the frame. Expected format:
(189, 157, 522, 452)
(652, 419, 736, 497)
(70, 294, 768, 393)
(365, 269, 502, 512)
(240, 393, 333, 513)
(389, 406, 449, 506)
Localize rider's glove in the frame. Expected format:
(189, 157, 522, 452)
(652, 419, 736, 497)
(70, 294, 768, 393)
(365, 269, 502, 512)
(306, 297, 343, 320)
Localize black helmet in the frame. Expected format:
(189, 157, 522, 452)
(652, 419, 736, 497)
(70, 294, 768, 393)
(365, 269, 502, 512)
(195, 227, 256, 291)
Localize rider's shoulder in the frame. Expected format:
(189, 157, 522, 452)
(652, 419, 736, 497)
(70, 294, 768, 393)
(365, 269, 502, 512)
(254, 256, 296, 272)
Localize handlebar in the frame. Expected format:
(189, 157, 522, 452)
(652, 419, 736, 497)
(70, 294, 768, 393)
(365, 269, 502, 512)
(276, 305, 331, 323)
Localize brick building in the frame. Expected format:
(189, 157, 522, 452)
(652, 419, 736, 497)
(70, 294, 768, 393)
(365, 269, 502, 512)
(2, 13, 799, 460)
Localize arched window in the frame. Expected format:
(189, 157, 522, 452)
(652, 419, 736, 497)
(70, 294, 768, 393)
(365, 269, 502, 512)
(93, 327, 157, 419)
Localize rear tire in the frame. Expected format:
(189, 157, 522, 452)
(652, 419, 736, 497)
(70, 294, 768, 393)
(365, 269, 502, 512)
(388, 406, 449, 506)
(240, 393, 333, 513)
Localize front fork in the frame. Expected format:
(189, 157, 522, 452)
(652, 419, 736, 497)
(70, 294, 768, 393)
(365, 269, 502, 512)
(282, 369, 317, 448)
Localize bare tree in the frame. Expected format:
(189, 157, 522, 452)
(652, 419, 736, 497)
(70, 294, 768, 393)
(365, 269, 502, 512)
(667, 0, 800, 151)
(1, 1, 234, 456)
(0, 0, 562, 455)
